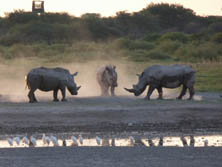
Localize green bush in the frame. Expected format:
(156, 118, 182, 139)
(211, 33, 222, 43)
(128, 50, 171, 62)
(143, 33, 161, 42)
(175, 43, 221, 62)
(8, 44, 35, 58)
(112, 37, 131, 49)
(128, 40, 154, 50)
(159, 32, 188, 43)
(156, 40, 181, 54)
(146, 50, 172, 60)
(112, 38, 154, 50)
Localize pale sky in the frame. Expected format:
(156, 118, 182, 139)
(0, 0, 221, 17)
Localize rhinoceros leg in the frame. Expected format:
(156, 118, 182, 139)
(100, 85, 109, 96)
(99, 85, 105, 96)
(177, 85, 187, 100)
(157, 87, 163, 100)
(53, 89, 59, 102)
(60, 87, 67, 101)
(110, 86, 115, 96)
(188, 86, 195, 100)
(28, 88, 37, 103)
(144, 86, 155, 100)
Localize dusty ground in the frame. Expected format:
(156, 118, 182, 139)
(0, 92, 221, 136)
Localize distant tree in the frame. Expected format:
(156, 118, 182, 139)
(21, 22, 54, 44)
(5, 10, 39, 25)
(184, 22, 205, 34)
(40, 12, 73, 24)
(82, 13, 119, 40)
(115, 11, 132, 35)
(208, 22, 222, 33)
(0, 3, 222, 46)
(144, 3, 196, 30)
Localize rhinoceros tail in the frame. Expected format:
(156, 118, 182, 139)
(25, 75, 30, 90)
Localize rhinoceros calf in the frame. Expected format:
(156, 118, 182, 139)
(26, 67, 81, 103)
(96, 65, 118, 96)
(125, 64, 196, 100)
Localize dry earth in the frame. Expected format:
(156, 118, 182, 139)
(0, 92, 221, 136)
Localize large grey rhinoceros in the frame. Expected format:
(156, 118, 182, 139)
(124, 64, 196, 100)
(26, 67, 81, 103)
(96, 65, 118, 96)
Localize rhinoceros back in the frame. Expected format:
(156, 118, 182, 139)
(144, 64, 195, 80)
(29, 67, 69, 79)
(27, 67, 70, 91)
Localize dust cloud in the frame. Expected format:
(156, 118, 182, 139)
(0, 57, 185, 103)
(0, 58, 141, 102)
(62, 60, 138, 97)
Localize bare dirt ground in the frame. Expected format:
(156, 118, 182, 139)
(0, 92, 221, 136)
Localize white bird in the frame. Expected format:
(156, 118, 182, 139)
(30, 136, 37, 147)
(96, 136, 101, 146)
(79, 135, 83, 145)
(111, 138, 115, 146)
(7, 138, 13, 146)
(129, 136, 135, 146)
(204, 139, 209, 146)
(45, 136, 51, 145)
(42, 134, 51, 145)
(180, 136, 188, 147)
(14, 137, 21, 146)
(51, 136, 59, 146)
(42, 133, 46, 144)
(22, 136, 29, 145)
(148, 138, 154, 147)
(71, 136, 78, 146)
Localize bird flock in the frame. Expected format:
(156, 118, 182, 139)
(4, 134, 217, 148)
(6, 134, 91, 147)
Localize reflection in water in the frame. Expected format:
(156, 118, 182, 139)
(1, 134, 222, 148)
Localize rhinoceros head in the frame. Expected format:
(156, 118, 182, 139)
(124, 72, 147, 96)
(67, 72, 81, 95)
(104, 65, 118, 87)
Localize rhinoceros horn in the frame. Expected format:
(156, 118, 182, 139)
(124, 87, 135, 93)
(77, 86, 81, 91)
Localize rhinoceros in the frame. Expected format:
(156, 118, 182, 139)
(26, 67, 81, 103)
(124, 64, 196, 100)
(96, 65, 118, 96)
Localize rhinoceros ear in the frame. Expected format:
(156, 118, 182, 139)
(137, 72, 144, 77)
(72, 72, 78, 77)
